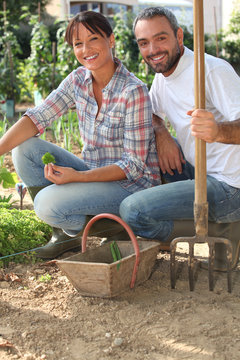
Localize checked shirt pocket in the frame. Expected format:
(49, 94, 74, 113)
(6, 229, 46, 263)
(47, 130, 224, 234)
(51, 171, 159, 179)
(97, 113, 124, 142)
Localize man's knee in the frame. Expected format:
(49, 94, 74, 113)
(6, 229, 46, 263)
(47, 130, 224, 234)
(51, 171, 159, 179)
(119, 197, 131, 223)
(119, 195, 141, 226)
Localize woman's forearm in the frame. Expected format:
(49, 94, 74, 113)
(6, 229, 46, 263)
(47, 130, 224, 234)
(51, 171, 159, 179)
(0, 116, 39, 156)
(44, 163, 127, 185)
(79, 164, 126, 182)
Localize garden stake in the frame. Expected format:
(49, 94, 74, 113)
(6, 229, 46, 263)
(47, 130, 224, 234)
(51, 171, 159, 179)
(170, 0, 233, 293)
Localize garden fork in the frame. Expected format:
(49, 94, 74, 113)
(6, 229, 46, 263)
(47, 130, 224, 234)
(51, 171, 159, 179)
(170, 0, 233, 293)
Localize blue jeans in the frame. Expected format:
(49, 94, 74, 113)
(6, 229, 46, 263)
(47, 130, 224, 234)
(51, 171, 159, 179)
(119, 159, 240, 241)
(12, 137, 132, 234)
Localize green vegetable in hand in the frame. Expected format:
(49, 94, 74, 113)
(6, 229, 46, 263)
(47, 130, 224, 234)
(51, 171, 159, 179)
(41, 152, 56, 165)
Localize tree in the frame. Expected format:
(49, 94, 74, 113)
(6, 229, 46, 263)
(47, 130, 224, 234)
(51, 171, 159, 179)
(0, 0, 50, 24)
(113, 11, 139, 73)
(55, 21, 79, 84)
(223, 0, 240, 70)
(0, 1, 52, 59)
(0, 2, 23, 104)
(23, 13, 54, 98)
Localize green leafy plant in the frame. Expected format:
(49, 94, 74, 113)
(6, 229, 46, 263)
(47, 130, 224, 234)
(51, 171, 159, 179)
(0, 207, 52, 266)
(55, 20, 79, 84)
(50, 121, 62, 144)
(0, 118, 9, 166)
(0, 167, 18, 188)
(136, 54, 155, 90)
(113, 10, 139, 73)
(41, 152, 56, 165)
(110, 241, 122, 270)
(50, 110, 83, 152)
(222, 1, 240, 71)
(0, 194, 17, 209)
(0, 118, 9, 136)
(21, 10, 54, 98)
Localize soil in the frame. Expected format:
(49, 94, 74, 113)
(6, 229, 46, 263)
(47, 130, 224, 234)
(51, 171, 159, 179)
(1, 134, 240, 360)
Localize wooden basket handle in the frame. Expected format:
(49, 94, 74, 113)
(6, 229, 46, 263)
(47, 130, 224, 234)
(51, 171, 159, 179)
(81, 213, 140, 289)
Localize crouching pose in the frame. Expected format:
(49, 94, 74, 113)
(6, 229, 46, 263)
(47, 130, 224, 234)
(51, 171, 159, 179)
(0, 11, 161, 259)
(120, 7, 240, 271)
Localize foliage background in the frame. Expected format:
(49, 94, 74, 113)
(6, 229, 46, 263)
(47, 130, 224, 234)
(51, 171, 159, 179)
(0, 1, 239, 102)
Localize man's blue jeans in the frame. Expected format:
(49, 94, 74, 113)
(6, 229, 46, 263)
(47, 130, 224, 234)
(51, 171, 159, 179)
(120, 159, 240, 241)
(12, 137, 132, 234)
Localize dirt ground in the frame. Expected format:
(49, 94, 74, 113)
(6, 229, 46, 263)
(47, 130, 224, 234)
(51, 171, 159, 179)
(1, 149, 240, 360)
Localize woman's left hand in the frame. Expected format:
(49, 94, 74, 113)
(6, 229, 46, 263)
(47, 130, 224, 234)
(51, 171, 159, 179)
(44, 163, 80, 185)
(45, 163, 126, 184)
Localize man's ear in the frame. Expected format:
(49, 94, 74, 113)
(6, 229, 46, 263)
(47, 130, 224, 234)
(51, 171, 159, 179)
(177, 27, 184, 47)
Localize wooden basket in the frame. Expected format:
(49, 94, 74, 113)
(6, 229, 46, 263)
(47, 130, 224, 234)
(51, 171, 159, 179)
(56, 214, 160, 298)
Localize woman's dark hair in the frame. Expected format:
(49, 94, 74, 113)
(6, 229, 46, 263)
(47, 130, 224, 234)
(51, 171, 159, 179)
(65, 11, 113, 46)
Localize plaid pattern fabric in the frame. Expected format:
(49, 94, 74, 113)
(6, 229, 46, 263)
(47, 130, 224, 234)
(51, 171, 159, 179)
(25, 59, 161, 192)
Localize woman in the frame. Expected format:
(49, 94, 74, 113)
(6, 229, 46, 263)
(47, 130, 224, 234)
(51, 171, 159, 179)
(0, 11, 161, 258)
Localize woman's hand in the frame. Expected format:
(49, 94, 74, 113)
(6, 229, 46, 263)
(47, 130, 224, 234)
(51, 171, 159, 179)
(44, 163, 126, 185)
(44, 163, 81, 185)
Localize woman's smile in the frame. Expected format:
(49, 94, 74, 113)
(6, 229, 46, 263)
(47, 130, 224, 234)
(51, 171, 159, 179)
(84, 54, 98, 61)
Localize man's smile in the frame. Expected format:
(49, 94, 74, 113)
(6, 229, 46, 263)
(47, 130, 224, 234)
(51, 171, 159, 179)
(147, 52, 167, 63)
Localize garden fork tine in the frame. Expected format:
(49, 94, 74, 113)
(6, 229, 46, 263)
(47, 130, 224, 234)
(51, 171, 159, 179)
(170, 235, 232, 292)
(170, 0, 233, 292)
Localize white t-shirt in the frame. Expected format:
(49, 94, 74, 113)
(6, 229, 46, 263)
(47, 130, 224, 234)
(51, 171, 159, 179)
(150, 46, 240, 188)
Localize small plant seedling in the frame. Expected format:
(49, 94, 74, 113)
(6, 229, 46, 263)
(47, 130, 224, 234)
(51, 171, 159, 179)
(41, 152, 56, 165)
(39, 273, 52, 282)
(0, 194, 17, 206)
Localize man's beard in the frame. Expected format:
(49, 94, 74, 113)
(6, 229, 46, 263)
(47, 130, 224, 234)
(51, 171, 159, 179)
(145, 43, 181, 74)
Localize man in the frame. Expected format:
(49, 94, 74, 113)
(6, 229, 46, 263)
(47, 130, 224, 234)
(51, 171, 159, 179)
(120, 7, 240, 270)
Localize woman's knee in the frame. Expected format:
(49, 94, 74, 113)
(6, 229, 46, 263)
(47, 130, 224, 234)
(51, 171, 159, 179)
(34, 185, 87, 230)
(12, 137, 39, 164)
(34, 187, 58, 223)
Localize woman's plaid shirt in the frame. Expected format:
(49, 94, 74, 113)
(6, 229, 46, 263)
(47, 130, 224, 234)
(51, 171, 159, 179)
(25, 59, 161, 193)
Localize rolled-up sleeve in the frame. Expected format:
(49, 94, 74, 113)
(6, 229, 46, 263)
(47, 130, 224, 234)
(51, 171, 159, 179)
(115, 84, 156, 186)
(25, 74, 75, 134)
